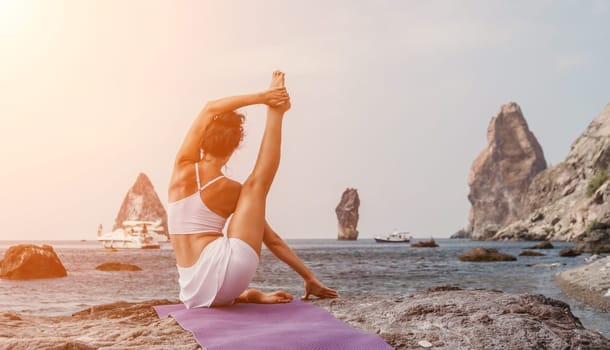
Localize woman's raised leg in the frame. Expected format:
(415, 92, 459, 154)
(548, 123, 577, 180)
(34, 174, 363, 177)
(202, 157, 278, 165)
(226, 71, 289, 255)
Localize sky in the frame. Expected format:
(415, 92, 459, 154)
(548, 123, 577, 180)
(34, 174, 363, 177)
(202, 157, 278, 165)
(1, 0, 609, 241)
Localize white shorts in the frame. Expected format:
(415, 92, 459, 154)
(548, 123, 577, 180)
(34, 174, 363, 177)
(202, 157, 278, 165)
(177, 236, 259, 308)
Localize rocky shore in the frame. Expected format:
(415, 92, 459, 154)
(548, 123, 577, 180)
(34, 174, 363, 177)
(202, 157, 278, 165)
(1, 287, 608, 350)
(554, 256, 610, 312)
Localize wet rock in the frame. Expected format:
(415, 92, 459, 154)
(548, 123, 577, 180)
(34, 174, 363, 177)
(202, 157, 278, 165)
(519, 250, 546, 256)
(458, 247, 517, 262)
(335, 188, 360, 240)
(559, 248, 581, 257)
(411, 239, 439, 248)
(95, 262, 142, 271)
(467, 102, 547, 240)
(528, 241, 554, 249)
(0, 245, 67, 280)
(574, 229, 610, 254)
(313, 288, 610, 349)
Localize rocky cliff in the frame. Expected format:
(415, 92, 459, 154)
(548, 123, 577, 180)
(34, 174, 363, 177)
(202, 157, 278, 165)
(494, 104, 610, 241)
(468, 102, 547, 239)
(113, 173, 168, 239)
(336, 188, 360, 240)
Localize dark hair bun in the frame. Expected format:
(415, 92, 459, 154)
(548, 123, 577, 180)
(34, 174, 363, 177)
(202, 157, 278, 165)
(200, 111, 245, 158)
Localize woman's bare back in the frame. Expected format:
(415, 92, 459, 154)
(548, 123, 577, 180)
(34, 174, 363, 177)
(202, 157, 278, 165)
(169, 161, 241, 267)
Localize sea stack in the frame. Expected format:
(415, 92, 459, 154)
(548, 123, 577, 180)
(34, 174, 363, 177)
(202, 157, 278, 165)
(468, 102, 547, 240)
(113, 173, 169, 240)
(336, 188, 360, 240)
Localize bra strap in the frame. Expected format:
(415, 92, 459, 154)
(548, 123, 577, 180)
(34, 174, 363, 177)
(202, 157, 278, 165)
(195, 162, 201, 191)
(200, 175, 225, 192)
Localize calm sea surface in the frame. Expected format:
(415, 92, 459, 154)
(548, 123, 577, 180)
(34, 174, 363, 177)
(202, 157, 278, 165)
(0, 239, 608, 337)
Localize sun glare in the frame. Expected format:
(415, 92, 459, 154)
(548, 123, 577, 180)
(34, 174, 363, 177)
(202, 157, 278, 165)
(0, 0, 34, 37)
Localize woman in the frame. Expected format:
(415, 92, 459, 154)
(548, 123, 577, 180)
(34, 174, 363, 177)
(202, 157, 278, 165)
(168, 71, 338, 308)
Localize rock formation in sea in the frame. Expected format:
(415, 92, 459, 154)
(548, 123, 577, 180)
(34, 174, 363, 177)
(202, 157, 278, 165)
(528, 241, 554, 249)
(458, 247, 517, 262)
(0, 245, 67, 280)
(2, 288, 608, 349)
(113, 173, 169, 240)
(467, 102, 547, 240)
(411, 239, 439, 248)
(573, 227, 610, 254)
(519, 250, 546, 256)
(558, 248, 581, 257)
(95, 262, 142, 271)
(335, 188, 360, 240)
(449, 228, 469, 239)
(494, 103, 610, 241)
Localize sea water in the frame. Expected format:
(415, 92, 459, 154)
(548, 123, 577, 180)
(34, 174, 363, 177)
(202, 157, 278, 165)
(0, 239, 608, 337)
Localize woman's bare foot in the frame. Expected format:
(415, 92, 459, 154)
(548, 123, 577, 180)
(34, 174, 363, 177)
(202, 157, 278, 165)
(268, 70, 290, 111)
(269, 70, 285, 89)
(262, 71, 288, 107)
(258, 290, 293, 304)
(236, 288, 293, 304)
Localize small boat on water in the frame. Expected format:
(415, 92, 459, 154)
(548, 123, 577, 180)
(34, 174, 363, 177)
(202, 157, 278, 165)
(374, 231, 411, 243)
(97, 229, 161, 249)
(96, 222, 162, 249)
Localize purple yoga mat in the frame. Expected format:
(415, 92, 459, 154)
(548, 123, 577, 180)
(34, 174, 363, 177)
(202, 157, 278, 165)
(155, 300, 393, 350)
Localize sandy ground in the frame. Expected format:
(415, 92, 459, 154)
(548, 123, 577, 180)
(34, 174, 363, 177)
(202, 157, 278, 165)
(555, 256, 610, 311)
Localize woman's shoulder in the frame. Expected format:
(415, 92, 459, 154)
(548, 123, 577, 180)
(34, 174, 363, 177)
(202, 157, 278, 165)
(220, 177, 242, 193)
(209, 177, 241, 216)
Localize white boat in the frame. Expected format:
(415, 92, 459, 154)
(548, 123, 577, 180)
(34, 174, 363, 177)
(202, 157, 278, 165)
(374, 231, 411, 243)
(97, 222, 161, 249)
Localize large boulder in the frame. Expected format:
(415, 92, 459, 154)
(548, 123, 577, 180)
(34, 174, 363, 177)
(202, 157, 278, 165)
(458, 247, 517, 262)
(313, 287, 610, 349)
(113, 173, 169, 241)
(494, 104, 610, 241)
(0, 245, 67, 280)
(573, 228, 610, 254)
(335, 188, 360, 240)
(468, 102, 547, 240)
(559, 248, 581, 257)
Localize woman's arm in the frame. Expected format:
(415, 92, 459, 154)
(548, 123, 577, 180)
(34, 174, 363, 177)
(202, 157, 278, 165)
(174, 88, 288, 164)
(262, 221, 339, 300)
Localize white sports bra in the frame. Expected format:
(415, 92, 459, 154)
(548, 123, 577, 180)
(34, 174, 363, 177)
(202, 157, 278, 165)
(167, 163, 227, 234)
